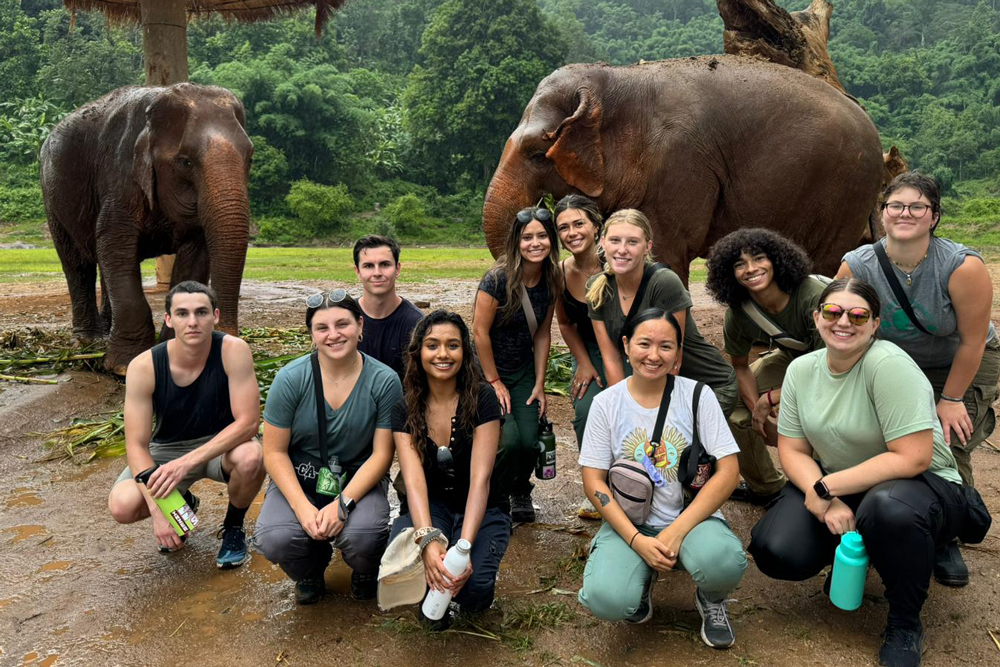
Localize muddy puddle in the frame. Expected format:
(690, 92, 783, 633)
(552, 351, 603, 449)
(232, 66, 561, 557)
(1, 277, 999, 666)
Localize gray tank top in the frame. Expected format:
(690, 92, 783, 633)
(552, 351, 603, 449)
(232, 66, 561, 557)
(843, 237, 997, 370)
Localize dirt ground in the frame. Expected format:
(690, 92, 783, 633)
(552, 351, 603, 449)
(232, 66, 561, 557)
(2, 272, 999, 667)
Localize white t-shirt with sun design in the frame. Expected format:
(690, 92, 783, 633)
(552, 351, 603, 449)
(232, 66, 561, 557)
(579, 376, 740, 529)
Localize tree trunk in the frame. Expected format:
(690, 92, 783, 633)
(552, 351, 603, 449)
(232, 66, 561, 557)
(716, 0, 846, 94)
(141, 0, 188, 286)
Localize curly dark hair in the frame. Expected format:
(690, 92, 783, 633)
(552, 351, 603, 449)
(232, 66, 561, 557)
(705, 228, 813, 310)
(401, 310, 484, 462)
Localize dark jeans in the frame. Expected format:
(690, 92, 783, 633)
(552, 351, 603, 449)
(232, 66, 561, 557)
(390, 502, 512, 613)
(494, 361, 540, 496)
(748, 474, 968, 625)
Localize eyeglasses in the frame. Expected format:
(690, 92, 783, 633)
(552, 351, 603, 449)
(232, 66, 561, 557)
(819, 303, 873, 326)
(306, 289, 349, 309)
(883, 202, 930, 218)
(516, 208, 552, 224)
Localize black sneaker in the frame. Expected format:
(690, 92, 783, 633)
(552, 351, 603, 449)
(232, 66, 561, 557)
(695, 588, 735, 649)
(156, 492, 199, 553)
(626, 573, 655, 624)
(350, 570, 378, 601)
(729, 480, 781, 507)
(510, 494, 536, 523)
(932, 541, 968, 587)
(419, 608, 453, 632)
(215, 525, 248, 569)
(879, 620, 923, 667)
(295, 576, 326, 605)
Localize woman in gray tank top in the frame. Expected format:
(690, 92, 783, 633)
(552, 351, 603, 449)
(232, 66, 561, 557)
(838, 171, 999, 589)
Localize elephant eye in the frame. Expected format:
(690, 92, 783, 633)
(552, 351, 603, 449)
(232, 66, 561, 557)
(529, 151, 547, 163)
(176, 156, 193, 169)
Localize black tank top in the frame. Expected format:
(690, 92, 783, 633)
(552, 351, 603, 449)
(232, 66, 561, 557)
(562, 289, 596, 343)
(151, 331, 234, 443)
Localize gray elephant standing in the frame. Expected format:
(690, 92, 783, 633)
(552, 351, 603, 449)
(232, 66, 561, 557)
(40, 83, 253, 374)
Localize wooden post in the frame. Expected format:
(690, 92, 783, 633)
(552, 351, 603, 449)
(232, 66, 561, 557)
(141, 0, 188, 286)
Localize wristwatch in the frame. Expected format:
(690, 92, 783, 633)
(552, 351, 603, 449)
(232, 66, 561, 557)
(339, 495, 357, 521)
(813, 477, 833, 501)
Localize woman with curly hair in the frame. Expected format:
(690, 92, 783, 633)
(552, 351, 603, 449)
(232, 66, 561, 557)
(474, 207, 561, 522)
(705, 228, 827, 505)
(390, 311, 508, 623)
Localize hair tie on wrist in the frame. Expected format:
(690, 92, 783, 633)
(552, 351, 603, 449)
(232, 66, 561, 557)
(488, 377, 501, 385)
(940, 394, 964, 403)
(766, 389, 775, 407)
(629, 531, 640, 549)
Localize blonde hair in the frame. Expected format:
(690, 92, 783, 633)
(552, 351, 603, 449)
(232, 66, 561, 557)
(585, 209, 654, 309)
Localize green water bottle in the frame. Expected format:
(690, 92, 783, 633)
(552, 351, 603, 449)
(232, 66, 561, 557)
(829, 531, 868, 611)
(135, 465, 200, 538)
(535, 416, 556, 480)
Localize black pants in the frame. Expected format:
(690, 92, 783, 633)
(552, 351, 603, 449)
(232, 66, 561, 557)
(748, 474, 967, 625)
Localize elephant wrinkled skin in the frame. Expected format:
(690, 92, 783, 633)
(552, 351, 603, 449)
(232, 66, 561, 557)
(40, 83, 253, 374)
(483, 56, 884, 284)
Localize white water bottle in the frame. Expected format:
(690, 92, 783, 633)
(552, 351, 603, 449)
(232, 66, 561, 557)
(421, 539, 472, 620)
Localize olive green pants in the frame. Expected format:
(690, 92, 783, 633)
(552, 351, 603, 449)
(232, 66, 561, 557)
(924, 337, 1000, 488)
(494, 361, 541, 497)
(727, 350, 791, 496)
(571, 340, 607, 449)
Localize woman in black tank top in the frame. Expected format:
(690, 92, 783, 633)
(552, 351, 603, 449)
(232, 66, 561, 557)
(554, 196, 607, 520)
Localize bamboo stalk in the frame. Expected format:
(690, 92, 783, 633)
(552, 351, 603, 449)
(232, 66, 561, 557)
(0, 374, 58, 384)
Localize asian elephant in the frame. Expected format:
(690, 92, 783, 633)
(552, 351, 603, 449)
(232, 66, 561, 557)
(483, 56, 885, 284)
(40, 83, 252, 374)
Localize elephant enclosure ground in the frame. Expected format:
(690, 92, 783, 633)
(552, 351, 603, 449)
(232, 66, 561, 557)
(2, 267, 1000, 667)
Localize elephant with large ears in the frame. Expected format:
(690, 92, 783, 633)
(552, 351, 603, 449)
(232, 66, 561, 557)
(40, 83, 252, 374)
(483, 57, 885, 284)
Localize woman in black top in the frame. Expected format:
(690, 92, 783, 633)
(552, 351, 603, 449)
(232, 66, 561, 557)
(391, 311, 508, 618)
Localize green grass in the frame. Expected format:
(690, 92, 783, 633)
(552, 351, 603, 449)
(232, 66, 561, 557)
(937, 217, 1000, 260)
(0, 219, 50, 247)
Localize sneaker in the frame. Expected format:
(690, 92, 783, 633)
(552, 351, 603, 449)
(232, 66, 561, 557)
(295, 577, 326, 605)
(419, 608, 453, 632)
(510, 494, 536, 523)
(626, 574, 655, 624)
(350, 570, 378, 601)
(577, 497, 602, 521)
(932, 541, 968, 587)
(215, 525, 248, 569)
(156, 492, 199, 553)
(729, 480, 781, 507)
(879, 620, 923, 667)
(695, 588, 735, 649)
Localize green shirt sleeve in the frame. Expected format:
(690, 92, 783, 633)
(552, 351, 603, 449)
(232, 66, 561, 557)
(373, 367, 403, 430)
(646, 268, 691, 314)
(262, 358, 306, 429)
(867, 354, 939, 442)
(586, 274, 606, 322)
(723, 307, 754, 357)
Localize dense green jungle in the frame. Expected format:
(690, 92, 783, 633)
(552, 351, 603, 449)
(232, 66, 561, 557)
(2, 0, 999, 247)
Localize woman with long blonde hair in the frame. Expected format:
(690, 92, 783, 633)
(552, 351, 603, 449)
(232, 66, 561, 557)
(587, 209, 738, 415)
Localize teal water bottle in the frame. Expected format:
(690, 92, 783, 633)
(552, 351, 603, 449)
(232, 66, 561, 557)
(829, 531, 868, 611)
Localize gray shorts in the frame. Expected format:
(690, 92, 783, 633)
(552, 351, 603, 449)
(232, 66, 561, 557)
(115, 435, 227, 492)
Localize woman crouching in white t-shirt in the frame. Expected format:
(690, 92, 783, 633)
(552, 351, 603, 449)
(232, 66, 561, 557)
(578, 308, 746, 649)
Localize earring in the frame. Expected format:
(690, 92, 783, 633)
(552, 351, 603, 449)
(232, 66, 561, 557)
(358, 333, 364, 342)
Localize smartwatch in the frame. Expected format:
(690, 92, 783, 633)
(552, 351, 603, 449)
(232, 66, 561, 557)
(339, 495, 357, 521)
(813, 477, 833, 501)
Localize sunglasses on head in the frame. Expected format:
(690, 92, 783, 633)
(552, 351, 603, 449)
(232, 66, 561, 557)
(819, 303, 873, 326)
(306, 289, 349, 309)
(516, 208, 552, 224)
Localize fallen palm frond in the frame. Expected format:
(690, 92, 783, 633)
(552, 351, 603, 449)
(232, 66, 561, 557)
(544, 347, 573, 397)
(0, 328, 105, 381)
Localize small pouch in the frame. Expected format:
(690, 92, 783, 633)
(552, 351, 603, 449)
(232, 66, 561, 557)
(677, 382, 716, 507)
(957, 485, 992, 545)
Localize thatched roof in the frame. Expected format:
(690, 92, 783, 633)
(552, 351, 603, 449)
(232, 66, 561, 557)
(63, 1, 348, 35)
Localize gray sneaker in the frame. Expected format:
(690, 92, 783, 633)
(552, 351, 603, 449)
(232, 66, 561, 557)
(625, 573, 656, 624)
(695, 588, 735, 649)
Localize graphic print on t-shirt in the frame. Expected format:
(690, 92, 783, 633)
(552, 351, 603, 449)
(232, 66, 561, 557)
(621, 424, 689, 483)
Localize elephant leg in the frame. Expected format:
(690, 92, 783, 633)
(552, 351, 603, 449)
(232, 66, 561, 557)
(95, 207, 155, 375)
(48, 218, 102, 341)
(98, 270, 112, 336)
(158, 238, 210, 342)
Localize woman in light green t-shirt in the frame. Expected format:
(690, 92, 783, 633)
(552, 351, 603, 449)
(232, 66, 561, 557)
(748, 278, 984, 667)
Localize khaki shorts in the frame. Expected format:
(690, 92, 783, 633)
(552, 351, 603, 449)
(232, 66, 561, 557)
(114, 434, 228, 493)
(923, 337, 1000, 453)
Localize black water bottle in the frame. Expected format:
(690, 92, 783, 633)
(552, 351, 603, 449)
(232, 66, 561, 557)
(534, 416, 556, 480)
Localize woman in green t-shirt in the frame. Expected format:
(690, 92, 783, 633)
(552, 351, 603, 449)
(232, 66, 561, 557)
(748, 278, 986, 667)
(705, 228, 826, 505)
(586, 209, 738, 416)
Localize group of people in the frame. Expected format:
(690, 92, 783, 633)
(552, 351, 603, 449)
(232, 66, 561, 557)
(108, 171, 996, 667)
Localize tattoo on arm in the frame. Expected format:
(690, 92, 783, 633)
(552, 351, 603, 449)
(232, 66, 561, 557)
(595, 491, 610, 507)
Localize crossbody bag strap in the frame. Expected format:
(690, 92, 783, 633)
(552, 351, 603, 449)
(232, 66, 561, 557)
(740, 300, 810, 352)
(625, 262, 666, 326)
(682, 381, 706, 482)
(310, 352, 330, 466)
(873, 242, 932, 335)
(520, 284, 539, 339)
(649, 374, 675, 452)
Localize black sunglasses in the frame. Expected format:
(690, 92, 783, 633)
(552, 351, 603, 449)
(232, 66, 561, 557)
(516, 208, 552, 224)
(306, 289, 349, 309)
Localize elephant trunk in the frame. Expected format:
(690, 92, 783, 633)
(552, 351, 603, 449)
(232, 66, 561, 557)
(482, 165, 534, 258)
(199, 151, 250, 335)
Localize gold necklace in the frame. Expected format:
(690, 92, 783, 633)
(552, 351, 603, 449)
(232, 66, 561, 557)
(886, 248, 928, 286)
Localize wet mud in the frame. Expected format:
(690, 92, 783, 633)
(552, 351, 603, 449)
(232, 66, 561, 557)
(1, 276, 999, 666)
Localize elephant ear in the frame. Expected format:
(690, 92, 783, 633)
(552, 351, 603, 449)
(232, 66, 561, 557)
(545, 87, 605, 198)
(132, 121, 155, 211)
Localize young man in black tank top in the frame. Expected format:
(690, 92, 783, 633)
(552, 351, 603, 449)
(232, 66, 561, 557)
(108, 281, 264, 569)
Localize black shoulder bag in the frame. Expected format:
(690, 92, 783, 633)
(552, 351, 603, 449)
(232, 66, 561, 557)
(677, 382, 717, 507)
(872, 243, 932, 335)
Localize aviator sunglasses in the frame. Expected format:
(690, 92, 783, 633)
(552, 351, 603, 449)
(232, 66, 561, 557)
(516, 207, 552, 224)
(818, 302, 873, 326)
(306, 289, 349, 309)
